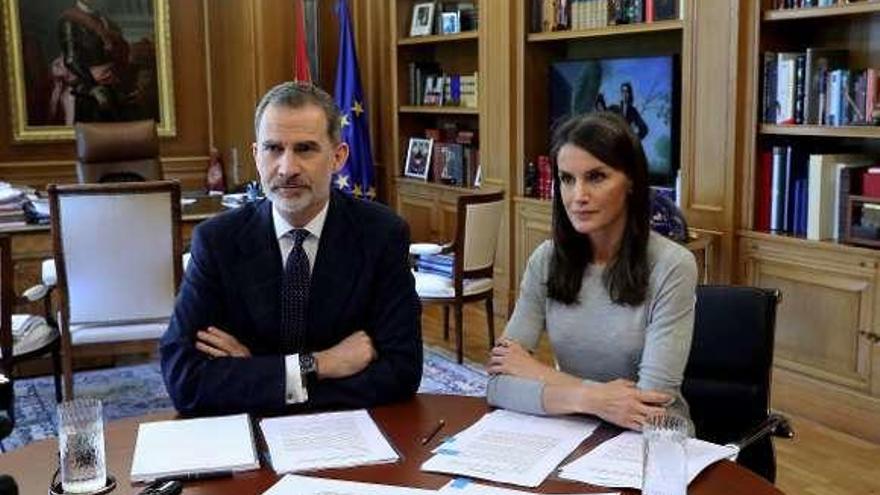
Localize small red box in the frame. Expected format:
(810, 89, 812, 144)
(863, 169, 880, 198)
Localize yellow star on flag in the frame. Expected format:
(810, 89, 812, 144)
(352, 101, 364, 118)
(353, 184, 363, 198)
(334, 174, 350, 190)
(366, 187, 377, 200)
(340, 113, 351, 128)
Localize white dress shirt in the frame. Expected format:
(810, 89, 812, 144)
(271, 201, 329, 404)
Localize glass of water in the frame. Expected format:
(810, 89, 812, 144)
(57, 398, 106, 493)
(642, 412, 690, 495)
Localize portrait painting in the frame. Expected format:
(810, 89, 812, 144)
(3, 0, 176, 141)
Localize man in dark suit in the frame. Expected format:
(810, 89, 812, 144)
(160, 82, 422, 416)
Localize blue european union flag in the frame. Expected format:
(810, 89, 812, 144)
(333, 0, 375, 200)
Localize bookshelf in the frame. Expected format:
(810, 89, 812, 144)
(389, 0, 484, 245)
(738, 0, 880, 443)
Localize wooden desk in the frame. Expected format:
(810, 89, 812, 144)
(0, 395, 784, 495)
(0, 195, 226, 314)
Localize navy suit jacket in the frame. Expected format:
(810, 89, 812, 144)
(160, 191, 422, 416)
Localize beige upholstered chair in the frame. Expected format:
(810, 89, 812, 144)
(48, 181, 182, 399)
(74, 120, 162, 184)
(0, 235, 63, 404)
(412, 191, 505, 363)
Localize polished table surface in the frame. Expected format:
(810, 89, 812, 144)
(0, 394, 783, 495)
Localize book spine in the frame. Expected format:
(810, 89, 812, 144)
(770, 146, 787, 232)
(795, 54, 806, 124)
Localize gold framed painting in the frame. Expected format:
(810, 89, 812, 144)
(2, 0, 176, 142)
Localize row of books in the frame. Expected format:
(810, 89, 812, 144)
(762, 49, 880, 126)
(768, 0, 872, 9)
(754, 147, 877, 240)
(529, 0, 681, 33)
(407, 62, 478, 108)
(424, 127, 480, 188)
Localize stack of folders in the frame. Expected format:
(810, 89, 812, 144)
(557, 431, 736, 489)
(420, 410, 599, 488)
(130, 414, 260, 483)
(260, 409, 399, 473)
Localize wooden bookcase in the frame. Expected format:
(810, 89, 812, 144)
(513, 1, 689, 294)
(389, 0, 484, 244)
(738, 0, 880, 442)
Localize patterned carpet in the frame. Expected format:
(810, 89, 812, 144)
(0, 345, 487, 452)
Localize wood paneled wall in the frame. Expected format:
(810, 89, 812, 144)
(0, 0, 210, 190)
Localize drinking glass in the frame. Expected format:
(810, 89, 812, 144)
(57, 398, 106, 493)
(642, 412, 689, 495)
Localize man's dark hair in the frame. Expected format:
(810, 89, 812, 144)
(254, 81, 342, 143)
(547, 111, 651, 306)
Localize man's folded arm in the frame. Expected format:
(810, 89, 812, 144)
(305, 219, 423, 409)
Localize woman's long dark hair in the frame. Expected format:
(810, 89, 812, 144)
(547, 112, 651, 306)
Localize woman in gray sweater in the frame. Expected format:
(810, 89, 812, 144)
(487, 112, 697, 431)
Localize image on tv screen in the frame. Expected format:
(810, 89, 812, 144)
(549, 55, 678, 186)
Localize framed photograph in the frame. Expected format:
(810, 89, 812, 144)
(440, 11, 460, 34)
(410, 2, 435, 37)
(404, 137, 433, 180)
(3, 0, 176, 142)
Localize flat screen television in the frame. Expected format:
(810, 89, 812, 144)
(549, 55, 679, 187)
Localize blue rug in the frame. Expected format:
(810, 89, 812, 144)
(0, 345, 487, 452)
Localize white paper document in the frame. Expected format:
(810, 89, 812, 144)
(558, 431, 737, 489)
(438, 477, 618, 495)
(260, 409, 399, 473)
(261, 474, 436, 495)
(130, 413, 260, 482)
(420, 409, 599, 487)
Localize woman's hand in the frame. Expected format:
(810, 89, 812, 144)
(487, 339, 554, 381)
(587, 379, 671, 430)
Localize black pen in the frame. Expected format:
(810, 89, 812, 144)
(421, 419, 446, 445)
(153, 470, 233, 483)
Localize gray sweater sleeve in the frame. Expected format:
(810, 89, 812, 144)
(486, 242, 551, 415)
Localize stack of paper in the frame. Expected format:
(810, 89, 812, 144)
(130, 413, 260, 482)
(260, 409, 399, 473)
(558, 431, 737, 489)
(262, 474, 435, 495)
(420, 409, 599, 487)
(437, 477, 618, 495)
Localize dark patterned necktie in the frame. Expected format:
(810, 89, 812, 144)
(280, 229, 310, 353)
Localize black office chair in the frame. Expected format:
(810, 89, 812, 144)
(682, 285, 793, 483)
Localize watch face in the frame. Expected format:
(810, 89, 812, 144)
(300, 353, 316, 374)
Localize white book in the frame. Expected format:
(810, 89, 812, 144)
(130, 413, 259, 483)
(260, 409, 399, 474)
(776, 53, 800, 125)
(807, 154, 870, 240)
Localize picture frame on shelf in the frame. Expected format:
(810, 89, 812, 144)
(410, 2, 435, 37)
(441, 11, 461, 34)
(404, 137, 433, 180)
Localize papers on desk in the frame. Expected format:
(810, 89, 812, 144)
(420, 409, 599, 488)
(438, 477, 618, 495)
(262, 474, 435, 495)
(130, 413, 260, 482)
(260, 409, 399, 474)
(558, 431, 737, 489)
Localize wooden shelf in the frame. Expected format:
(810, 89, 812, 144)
(738, 229, 880, 255)
(763, 3, 880, 21)
(397, 31, 478, 45)
(527, 20, 683, 42)
(759, 124, 880, 138)
(395, 176, 476, 193)
(513, 195, 552, 207)
(398, 105, 479, 115)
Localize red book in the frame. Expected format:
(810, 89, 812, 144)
(755, 150, 773, 232)
(646, 0, 655, 23)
